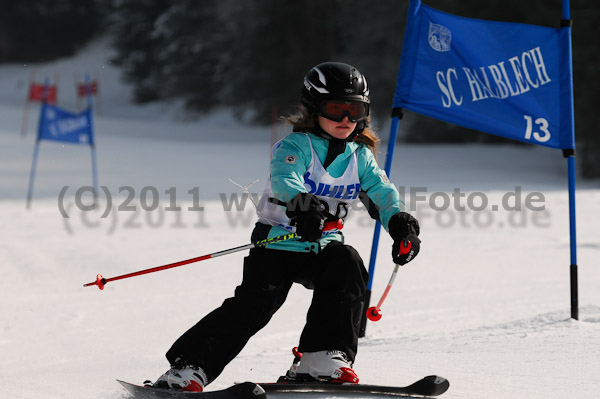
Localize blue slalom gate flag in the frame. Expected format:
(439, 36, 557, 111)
(395, 0, 575, 150)
(27, 78, 99, 210)
(38, 102, 94, 146)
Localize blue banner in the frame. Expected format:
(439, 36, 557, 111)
(395, 0, 575, 150)
(38, 103, 94, 146)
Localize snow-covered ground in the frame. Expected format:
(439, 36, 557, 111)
(1, 39, 600, 399)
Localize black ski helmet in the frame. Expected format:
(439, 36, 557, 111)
(300, 62, 370, 116)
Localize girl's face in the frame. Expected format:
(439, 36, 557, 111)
(318, 115, 357, 140)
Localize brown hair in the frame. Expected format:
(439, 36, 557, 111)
(282, 106, 380, 159)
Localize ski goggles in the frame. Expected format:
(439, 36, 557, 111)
(318, 100, 369, 123)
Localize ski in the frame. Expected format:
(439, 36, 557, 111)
(117, 380, 266, 399)
(118, 375, 449, 398)
(258, 375, 450, 397)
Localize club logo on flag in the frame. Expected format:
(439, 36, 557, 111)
(45, 107, 56, 120)
(428, 22, 451, 52)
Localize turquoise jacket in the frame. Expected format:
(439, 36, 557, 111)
(260, 131, 405, 253)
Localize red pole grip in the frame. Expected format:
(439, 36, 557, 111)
(399, 239, 411, 255)
(324, 219, 343, 231)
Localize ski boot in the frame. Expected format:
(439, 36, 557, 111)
(284, 347, 359, 384)
(154, 364, 207, 392)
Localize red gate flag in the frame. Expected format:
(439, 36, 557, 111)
(77, 81, 98, 97)
(28, 83, 57, 104)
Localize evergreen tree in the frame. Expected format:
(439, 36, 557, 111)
(222, 0, 339, 124)
(108, 0, 172, 102)
(109, 0, 232, 110)
(0, 0, 101, 63)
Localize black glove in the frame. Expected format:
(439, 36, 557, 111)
(285, 193, 328, 242)
(388, 212, 421, 265)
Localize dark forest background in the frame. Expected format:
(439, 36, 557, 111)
(1, 1, 598, 177)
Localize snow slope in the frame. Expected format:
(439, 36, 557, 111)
(1, 39, 600, 399)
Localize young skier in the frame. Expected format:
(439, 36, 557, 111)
(154, 62, 421, 391)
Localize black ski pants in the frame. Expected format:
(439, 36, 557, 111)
(165, 241, 369, 384)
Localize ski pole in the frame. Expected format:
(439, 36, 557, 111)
(366, 240, 411, 321)
(83, 219, 343, 290)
